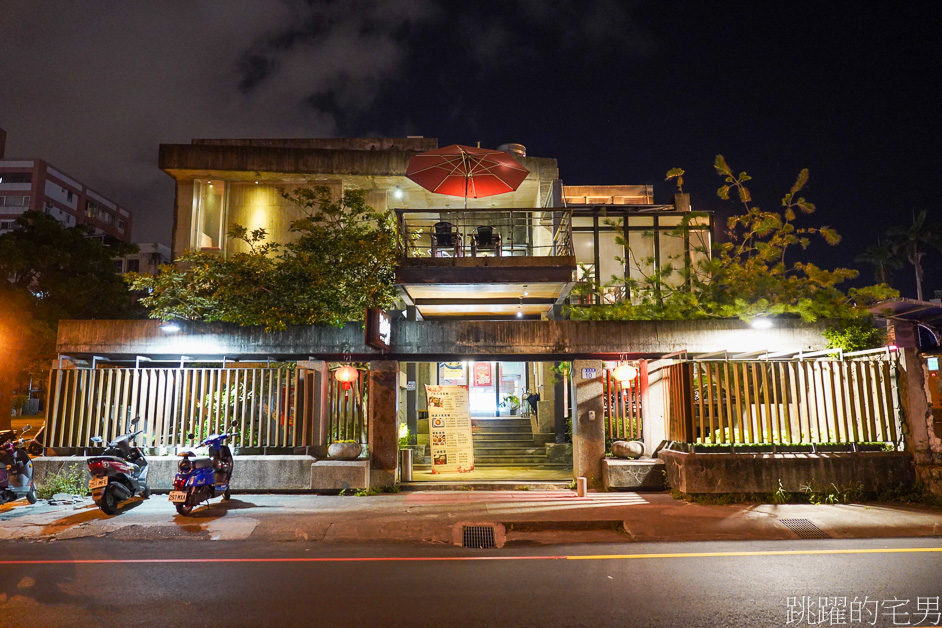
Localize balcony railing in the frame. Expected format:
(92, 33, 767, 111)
(395, 208, 573, 260)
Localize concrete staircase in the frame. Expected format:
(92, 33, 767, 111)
(413, 417, 570, 470)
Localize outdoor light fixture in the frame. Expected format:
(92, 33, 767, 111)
(334, 365, 359, 390)
(751, 318, 773, 330)
(612, 362, 638, 383)
(393, 186, 403, 199)
(159, 321, 181, 333)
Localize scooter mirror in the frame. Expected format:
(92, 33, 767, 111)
(187, 433, 195, 440)
(23, 424, 31, 432)
(91, 436, 103, 444)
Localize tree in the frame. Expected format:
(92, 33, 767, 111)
(572, 156, 896, 330)
(128, 186, 399, 331)
(0, 211, 139, 427)
(855, 238, 902, 287)
(885, 210, 940, 301)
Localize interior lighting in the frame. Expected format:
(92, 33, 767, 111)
(159, 321, 181, 333)
(612, 362, 638, 383)
(751, 318, 773, 329)
(334, 365, 359, 390)
(516, 310, 523, 318)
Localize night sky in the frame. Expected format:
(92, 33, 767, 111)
(2, 1, 940, 297)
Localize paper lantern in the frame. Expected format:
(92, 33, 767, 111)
(612, 363, 638, 383)
(335, 365, 359, 390)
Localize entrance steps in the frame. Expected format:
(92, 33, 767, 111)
(415, 416, 571, 470)
(399, 481, 572, 491)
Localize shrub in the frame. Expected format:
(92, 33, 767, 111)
(37, 467, 89, 500)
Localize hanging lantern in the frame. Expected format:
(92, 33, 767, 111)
(612, 362, 638, 383)
(335, 365, 359, 390)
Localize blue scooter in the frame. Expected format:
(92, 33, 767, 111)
(169, 424, 237, 516)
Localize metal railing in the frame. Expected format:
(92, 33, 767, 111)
(603, 366, 643, 441)
(395, 208, 573, 259)
(664, 354, 902, 449)
(46, 367, 313, 451)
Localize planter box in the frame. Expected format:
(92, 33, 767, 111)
(659, 449, 915, 494)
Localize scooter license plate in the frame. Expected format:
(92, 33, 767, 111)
(168, 491, 188, 503)
(89, 476, 108, 490)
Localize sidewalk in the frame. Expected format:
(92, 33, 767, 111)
(0, 491, 940, 547)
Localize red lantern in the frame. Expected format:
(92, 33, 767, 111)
(612, 362, 638, 383)
(335, 365, 359, 390)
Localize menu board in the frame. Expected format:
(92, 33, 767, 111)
(425, 384, 474, 473)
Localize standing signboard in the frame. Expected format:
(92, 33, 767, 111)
(425, 384, 474, 473)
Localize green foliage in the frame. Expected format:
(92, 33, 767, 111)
(499, 394, 521, 409)
(37, 466, 89, 499)
(571, 156, 898, 326)
(823, 316, 888, 351)
(0, 212, 140, 419)
(398, 423, 410, 448)
(770, 480, 790, 504)
(801, 480, 863, 505)
(128, 186, 399, 331)
(665, 167, 685, 193)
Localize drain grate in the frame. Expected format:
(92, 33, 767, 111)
(462, 525, 497, 549)
(778, 518, 831, 539)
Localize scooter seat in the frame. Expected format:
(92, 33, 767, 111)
(190, 457, 213, 469)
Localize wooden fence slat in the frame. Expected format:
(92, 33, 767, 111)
(882, 362, 899, 444)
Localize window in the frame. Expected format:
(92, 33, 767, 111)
(194, 180, 226, 250)
(0, 195, 29, 207)
(126, 259, 140, 273)
(113, 260, 124, 272)
(0, 221, 15, 230)
(117, 219, 126, 231)
(0, 173, 32, 184)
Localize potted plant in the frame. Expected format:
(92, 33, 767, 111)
(328, 440, 363, 460)
(500, 394, 521, 415)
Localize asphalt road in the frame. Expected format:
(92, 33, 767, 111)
(0, 538, 939, 627)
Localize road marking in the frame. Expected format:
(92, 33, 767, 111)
(0, 546, 940, 565)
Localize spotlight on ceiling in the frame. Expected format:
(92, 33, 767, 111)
(751, 318, 773, 330)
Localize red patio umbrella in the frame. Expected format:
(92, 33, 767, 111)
(405, 144, 529, 207)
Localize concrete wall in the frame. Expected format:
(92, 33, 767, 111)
(57, 318, 830, 363)
(34, 456, 319, 492)
(660, 450, 915, 495)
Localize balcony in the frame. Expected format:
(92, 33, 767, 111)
(395, 208, 577, 320)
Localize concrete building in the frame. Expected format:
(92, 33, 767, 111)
(0, 129, 132, 242)
(115, 242, 171, 275)
(43, 136, 935, 500)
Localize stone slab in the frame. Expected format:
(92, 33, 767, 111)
(603, 459, 667, 490)
(311, 459, 369, 491)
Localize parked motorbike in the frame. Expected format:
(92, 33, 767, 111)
(87, 418, 150, 515)
(26, 425, 45, 457)
(170, 424, 237, 516)
(0, 425, 37, 505)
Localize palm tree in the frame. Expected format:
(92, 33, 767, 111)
(855, 238, 902, 286)
(887, 210, 940, 301)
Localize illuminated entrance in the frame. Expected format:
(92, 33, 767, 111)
(404, 361, 572, 482)
(438, 361, 527, 416)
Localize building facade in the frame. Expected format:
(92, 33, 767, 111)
(0, 132, 132, 242)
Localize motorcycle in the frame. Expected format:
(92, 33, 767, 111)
(0, 425, 37, 505)
(86, 417, 150, 515)
(170, 424, 237, 516)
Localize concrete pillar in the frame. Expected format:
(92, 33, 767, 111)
(405, 306, 418, 445)
(572, 359, 605, 488)
(369, 360, 400, 488)
(554, 361, 568, 443)
(898, 347, 941, 463)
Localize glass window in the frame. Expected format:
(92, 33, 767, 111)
(626, 230, 655, 283)
(195, 180, 225, 250)
(126, 259, 140, 273)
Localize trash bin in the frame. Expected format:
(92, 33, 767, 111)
(400, 447, 413, 482)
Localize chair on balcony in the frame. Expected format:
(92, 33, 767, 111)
(431, 221, 462, 257)
(471, 225, 502, 257)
